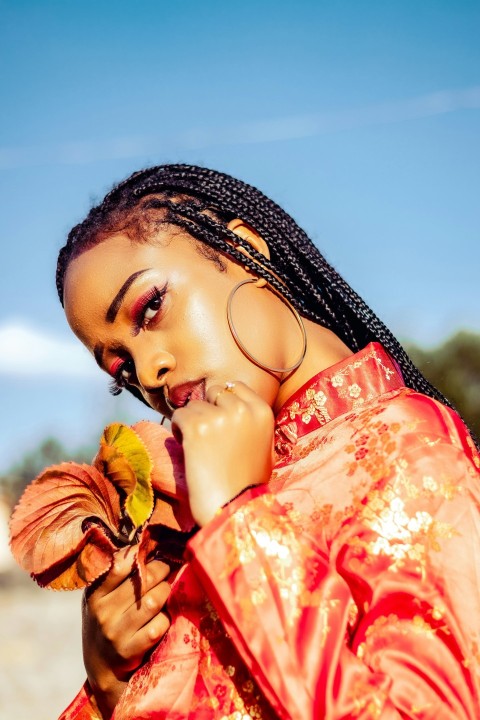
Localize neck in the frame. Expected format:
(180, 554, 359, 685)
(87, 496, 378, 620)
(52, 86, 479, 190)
(273, 321, 353, 414)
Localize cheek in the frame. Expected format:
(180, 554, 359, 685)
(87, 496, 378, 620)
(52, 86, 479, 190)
(177, 291, 233, 363)
(226, 283, 284, 364)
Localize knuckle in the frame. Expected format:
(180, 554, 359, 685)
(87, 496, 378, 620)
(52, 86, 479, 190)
(103, 625, 116, 644)
(115, 643, 129, 662)
(145, 613, 170, 642)
(144, 594, 158, 612)
(155, 613, 170, 637)
(234, 401, 247, 418)
(158, 581, 172, 602)
(147, 624, 159, 641)
(157, 561, 171, 578)
(146, 560, 170, 584)
(96, 608, 109, 629)
(110, 561, 123, 579)
(158, 612, 171, 635)
(189, 420, 209, 440)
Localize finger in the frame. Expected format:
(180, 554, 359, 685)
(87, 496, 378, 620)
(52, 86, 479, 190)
(89, 553, 169, 617)
(123, 580, 172, 629)
(94, 545, 138, 598)
(92, 574, 171, 653)
(206, 380, 265, 406)
(171, 400, 217, 442)
(102, 611, 171, 676)
(206, 382, 238, 406)
(144, 559, 171, 586)
(206, 383, 241, 407)
(129, 612, 171, 657)
(113, 582, 171, 661)
(222, 381, 275, 425)
(95, 559, 171, 613)
(225, 380, 269, 402)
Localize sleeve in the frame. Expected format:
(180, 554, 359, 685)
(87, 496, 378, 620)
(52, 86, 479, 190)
(187, 435, 480, 719)
(58, 681, 104, 720)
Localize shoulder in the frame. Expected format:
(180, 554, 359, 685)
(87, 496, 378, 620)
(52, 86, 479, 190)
(348, 387, 478, 465)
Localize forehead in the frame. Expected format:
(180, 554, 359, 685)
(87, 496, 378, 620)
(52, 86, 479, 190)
(64, 231, 194, 295)
(62, 231, 194, 339)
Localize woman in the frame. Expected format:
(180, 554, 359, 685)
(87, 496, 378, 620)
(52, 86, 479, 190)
(57, 164, 480, 719)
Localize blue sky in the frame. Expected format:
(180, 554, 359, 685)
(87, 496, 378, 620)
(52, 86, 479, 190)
(0, 0, 479, 473)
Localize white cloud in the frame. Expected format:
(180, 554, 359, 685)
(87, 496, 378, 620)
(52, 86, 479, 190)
(0, 322, 102, 378)
(0, 85, 479, 169)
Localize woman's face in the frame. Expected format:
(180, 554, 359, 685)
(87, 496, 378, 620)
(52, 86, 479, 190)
(63, 230, 291, 416)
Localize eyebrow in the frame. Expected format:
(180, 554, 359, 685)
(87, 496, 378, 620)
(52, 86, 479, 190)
(106, 268, 151, 323)
(94, 340, 124, 372)
(94, 343, 105, 369)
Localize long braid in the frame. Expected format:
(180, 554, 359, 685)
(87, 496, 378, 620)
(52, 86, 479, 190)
(57, 163, 479, 448)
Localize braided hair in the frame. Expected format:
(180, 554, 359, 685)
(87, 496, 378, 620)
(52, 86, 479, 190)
(57, 163, 473, 441)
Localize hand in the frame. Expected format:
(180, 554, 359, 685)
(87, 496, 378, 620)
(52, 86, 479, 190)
(82, 546, 171, 718)
(171, 381, 275, 527)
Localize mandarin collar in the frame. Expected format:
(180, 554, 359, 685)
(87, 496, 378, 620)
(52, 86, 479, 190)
(274, 342, 404, 459)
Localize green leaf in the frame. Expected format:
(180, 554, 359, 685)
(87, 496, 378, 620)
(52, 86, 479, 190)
(96, 423, 154, 529)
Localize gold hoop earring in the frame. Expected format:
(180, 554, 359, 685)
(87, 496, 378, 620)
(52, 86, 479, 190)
(226, 278, 307, 374)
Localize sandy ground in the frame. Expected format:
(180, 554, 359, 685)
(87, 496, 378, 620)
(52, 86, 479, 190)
(0, 567, 86, 720)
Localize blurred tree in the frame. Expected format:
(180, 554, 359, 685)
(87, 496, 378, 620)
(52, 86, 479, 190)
(407, 331, 480, 439)
(2, 438, 94, 506)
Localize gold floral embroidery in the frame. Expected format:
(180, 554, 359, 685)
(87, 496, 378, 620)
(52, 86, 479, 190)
(431, 605, 445, 621)
(348, 676, 387, 718)
(463, 641, 480, 672)
(409, 702, 434, 715)
(274, 343, 404, 461)
(288, 388, 332, 426)
(348, 383, 362, 398)
(348, 600, 360, 630)
(327, 347, 396, 389)
(190, 596, 275, 718)
(357, 611, 447, 665)
(344, 413, 401, 482)
(223, 497, 326, 626)
(350, 472, 459, 577)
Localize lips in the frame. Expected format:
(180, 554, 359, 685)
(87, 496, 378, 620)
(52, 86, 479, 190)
(167, 379, 206, 409)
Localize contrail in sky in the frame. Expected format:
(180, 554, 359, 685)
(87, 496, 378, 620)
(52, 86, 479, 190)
(1, 85, 479, 170)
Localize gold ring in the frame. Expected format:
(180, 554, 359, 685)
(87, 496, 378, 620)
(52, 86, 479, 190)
(214, 382, 236, 405)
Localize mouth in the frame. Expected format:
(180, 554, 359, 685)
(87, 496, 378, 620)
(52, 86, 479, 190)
(167, 379, 206, 410)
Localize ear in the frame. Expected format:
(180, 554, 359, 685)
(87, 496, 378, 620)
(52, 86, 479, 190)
(227, 218, 270, 288)
(227, 218, 270, 260)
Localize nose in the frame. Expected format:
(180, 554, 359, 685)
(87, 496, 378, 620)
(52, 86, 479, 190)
(134, 346, 176, 393)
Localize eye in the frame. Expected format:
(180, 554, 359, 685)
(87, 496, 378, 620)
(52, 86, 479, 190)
(143, 292, 162, 324)
(119, 360, 134, 382)
(109, 358, 136, 395)
(132, 285, 166, 335)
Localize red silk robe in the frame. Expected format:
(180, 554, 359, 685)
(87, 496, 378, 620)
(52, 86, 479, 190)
(60, 343, 480, 719)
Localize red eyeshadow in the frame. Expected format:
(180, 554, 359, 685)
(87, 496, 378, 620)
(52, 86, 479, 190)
(131, 290, 151, 324)
(109, 358, 123, 377)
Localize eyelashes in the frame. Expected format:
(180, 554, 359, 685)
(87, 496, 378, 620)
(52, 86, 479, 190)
(108, 357, 135, 396)
(131, 284, 167, 336)
(108, 283, 167, 396)
(109, 378, 124, 396)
